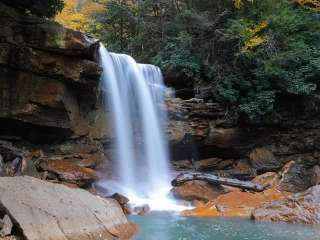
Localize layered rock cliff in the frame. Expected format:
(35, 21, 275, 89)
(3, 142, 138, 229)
(167, 96, 320, 193)
(0, 2, 114, 184)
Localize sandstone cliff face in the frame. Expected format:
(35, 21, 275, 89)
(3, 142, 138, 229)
(167, 97, 320, 192)
(0, 2, 113, 185)
(0, 2, 101, 141)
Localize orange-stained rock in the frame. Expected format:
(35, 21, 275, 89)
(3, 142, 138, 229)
(253, 172, 280, 189)
(253, 185, 320, 224)
(39, 160, 99, 187)
(171, 180, 228, 202)
(183, 188, 289, 218)
(277, 161, 312, 193)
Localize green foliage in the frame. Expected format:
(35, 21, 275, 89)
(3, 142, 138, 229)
(28, 0, 64, 18)
(221, 0, 320, 119)
(92, 0, 233, 83)
(86, 0, 320, 121)
(2, 0, 64, 18)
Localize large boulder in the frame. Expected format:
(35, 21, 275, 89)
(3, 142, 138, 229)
(277, 161, 313, 193)
(253, 185, 320, 224)
(171, 180, 228, 202)
(37, 159, 100, 187)
(183, 188, 288, 218)
(0, 176, 137, 240)
(249, 148, 281, 173)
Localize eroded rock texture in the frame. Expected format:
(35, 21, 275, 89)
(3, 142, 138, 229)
(167, 97, 320, 192)
(0, 176, 137, 240)
(253, 185, 320, 224)
(0, 2, 112, 186)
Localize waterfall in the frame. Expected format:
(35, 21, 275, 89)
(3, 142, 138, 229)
(98, 44, 184, 211)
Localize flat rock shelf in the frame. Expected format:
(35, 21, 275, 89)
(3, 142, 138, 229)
(0, 176, 136, 240)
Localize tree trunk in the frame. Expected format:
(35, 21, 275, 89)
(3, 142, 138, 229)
(172, 172, 264, 192)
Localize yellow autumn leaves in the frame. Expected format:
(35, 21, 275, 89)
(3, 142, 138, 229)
(234, 0, 267, 53)
(240, 21, 268, 53)
(297, 0, 320, 11)
(234, 0, 254, 9)
(55, 0, 105, 32)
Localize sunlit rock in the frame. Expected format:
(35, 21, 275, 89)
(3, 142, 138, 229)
(253, 185, 320, 224)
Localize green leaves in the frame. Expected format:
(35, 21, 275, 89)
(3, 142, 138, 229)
(88, 0, 320, 122)
(222, 0, 320, 120)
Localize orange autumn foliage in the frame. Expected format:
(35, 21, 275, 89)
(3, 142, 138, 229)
(55, 0, 105, 32)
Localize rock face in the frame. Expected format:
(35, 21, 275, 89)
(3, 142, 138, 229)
(167, 97, 320, 190)
(0, 176, 137, 240)
(183, 188, 288, 218)
(171, 180, 228, 202)
(253, 185, 320, 224)
(0, 2, 110, 186)
(0, 2, 101, 141)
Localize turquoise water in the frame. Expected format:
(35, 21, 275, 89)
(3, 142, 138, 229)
(130, 212, 320, 240)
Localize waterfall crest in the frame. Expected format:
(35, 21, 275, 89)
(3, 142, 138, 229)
(98, 44, 183, 211)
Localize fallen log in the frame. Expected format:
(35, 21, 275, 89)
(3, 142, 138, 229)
(172, 172, 265, 192)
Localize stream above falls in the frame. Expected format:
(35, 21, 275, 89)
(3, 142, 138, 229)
(130, 212, 320, 240)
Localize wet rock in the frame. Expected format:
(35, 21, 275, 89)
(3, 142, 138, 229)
(172, 160, 195, 170)
(253, 185, 320, 224)
(133, 204, 151, 216)
(110, 193, 130, 206)
(171, 180, 228, 202)
(195, 158, 233, 171)
(249, 148, 281, 173)
(228, 159, 255, 180)
(0, 176, 137, 240)
(183, 189, 288, 218)
(38, 160, 99, 187)
(0, 236, 19, 240)
(0, 141, 39, 178)
(253, 172, 280, 189)
(110, 193, 132, 215)
(0, 215, 13, 237)
(311, 165, 320, 185)
(278, 161, 312, 193)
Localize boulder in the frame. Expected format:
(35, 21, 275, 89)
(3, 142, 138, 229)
(133, 205, 151, 216)
(0, 141, 39, 178)
(253, 172, 280, 189)
(0, 176, 137, 240)
(195, 158, 233, 171)
(249, 148, 281, 173)
(110, 193, 130, 206)
(110, 193, 131, 215)
(277, 161, 313, 193)
(0, 237, 18, 240)
(38, 160, 99, 186)
(0, 215, 13, 237)
(311, 165, 320, 185)
(171, 180, 228, 202)
(253, 185, 320, 224)
(183, 188, 288, 218)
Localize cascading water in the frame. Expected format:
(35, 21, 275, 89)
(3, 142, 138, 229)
(98, 44, 185, 211)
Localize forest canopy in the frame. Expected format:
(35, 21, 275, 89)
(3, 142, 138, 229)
(1, 0, 64, 18)
(19, 0, 320, 121)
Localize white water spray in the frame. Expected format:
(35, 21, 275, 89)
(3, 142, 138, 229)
(98, 44, 186, 211)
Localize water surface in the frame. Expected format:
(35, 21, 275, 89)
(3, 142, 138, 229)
(130, 212, 320, 240)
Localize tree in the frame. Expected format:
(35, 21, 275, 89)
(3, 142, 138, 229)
(218, 0, 320, 120)
(55, 0, 105, 32)
(1, 0, 64, 18)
